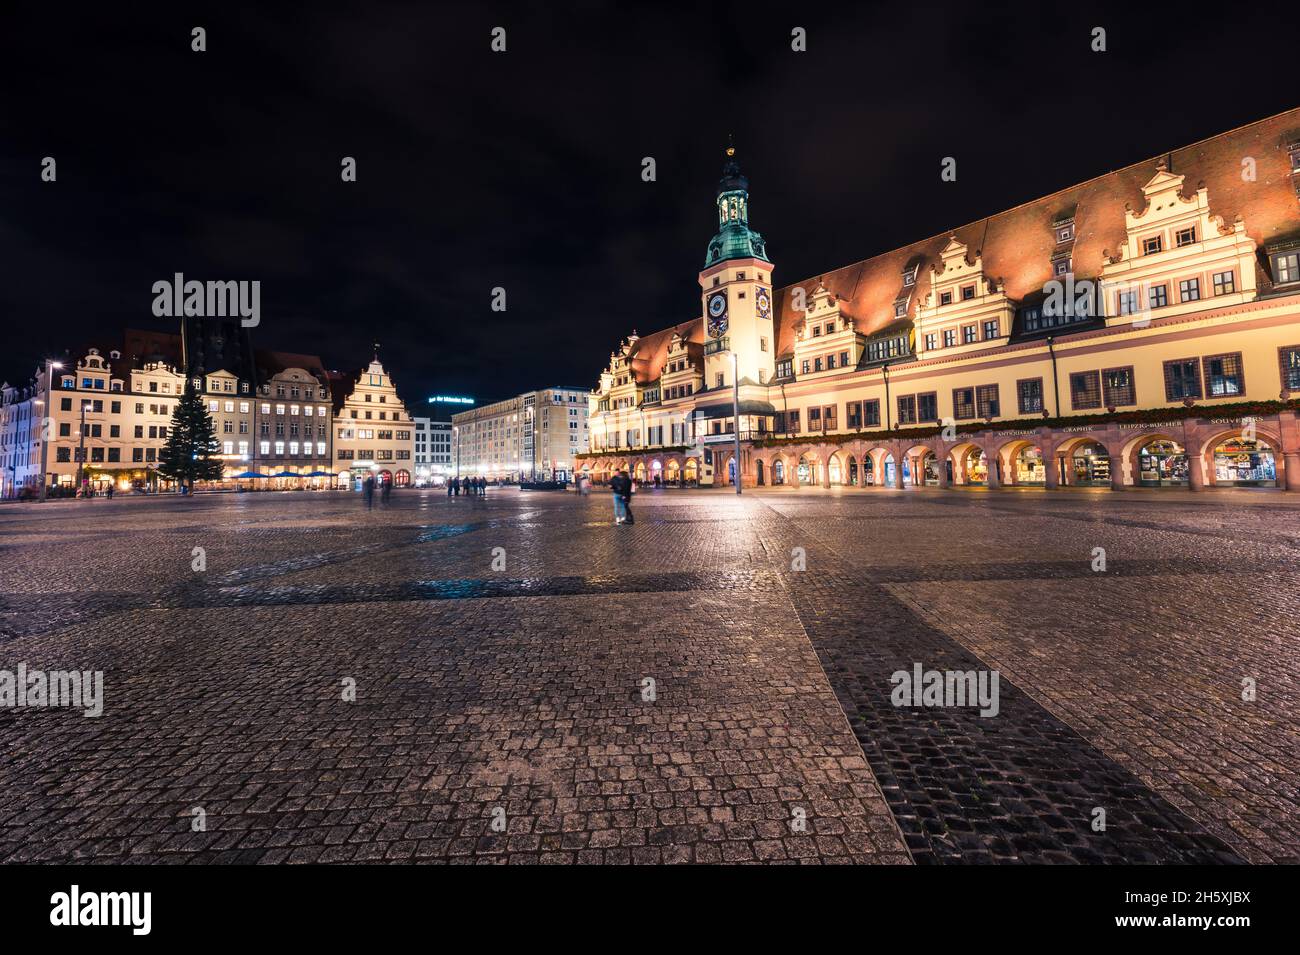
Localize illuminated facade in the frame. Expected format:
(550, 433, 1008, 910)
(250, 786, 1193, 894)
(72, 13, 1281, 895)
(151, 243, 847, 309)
(452, 386, 589, 481)
(584, 110, 1300, 491)
(330, 357, 416, 487)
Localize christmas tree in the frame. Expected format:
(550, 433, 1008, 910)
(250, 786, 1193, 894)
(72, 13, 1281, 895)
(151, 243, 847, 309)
(157, 383, 225, 492)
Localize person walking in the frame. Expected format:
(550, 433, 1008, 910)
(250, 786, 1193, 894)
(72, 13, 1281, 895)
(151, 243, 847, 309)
(381, 477, 392, 505)
(446, 479, 453, 498)
(363, 474, 375, 510)
(610, 468, 634, 525)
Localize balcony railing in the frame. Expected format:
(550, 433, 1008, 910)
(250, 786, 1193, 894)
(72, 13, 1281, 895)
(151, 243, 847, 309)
(703, 337, 730, 356)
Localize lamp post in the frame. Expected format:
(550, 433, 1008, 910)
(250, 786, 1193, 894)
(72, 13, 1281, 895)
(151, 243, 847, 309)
(75, 399, 91, 495)
(453, 426, 460, 480)
(731, 351, 741, 495)
(37, 360, 63, 502)
(1046, 335, 1061, 417)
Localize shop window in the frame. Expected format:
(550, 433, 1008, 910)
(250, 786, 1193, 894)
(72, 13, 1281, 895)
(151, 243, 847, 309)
(1202, 352, 1244, 397)
(1163, 358, 1201, 401)
(1101, 367, 1135, 407)
(1070, 371, 1101, 410)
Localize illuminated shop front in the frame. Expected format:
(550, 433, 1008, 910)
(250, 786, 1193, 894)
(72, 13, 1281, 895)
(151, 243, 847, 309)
(1013, 446, 1045, 485)
(1138, 439, 1188, 487)
(1071, 442, 1110, 486)
(1212, 437, 1276, 487)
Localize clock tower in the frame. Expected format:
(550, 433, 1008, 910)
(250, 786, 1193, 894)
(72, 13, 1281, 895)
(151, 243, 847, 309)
(699, 143, 776, 390)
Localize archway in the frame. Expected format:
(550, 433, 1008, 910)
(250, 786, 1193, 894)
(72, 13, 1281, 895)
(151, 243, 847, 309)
(665, 459, 681, 485)
(634, 461, 647, 483)
(1063, 438, 1111, 486)
(684, 458, 699, 485)
(828, 453, 844, 486)
(861, 452, 876, 486)
(378, 469, 393, 485)
(726, 456, 736, 486)
(963, 447, 988, 485)
(848, 455, 859, 486)
(1136, 437, 1187, 487)
(882, 453, 911, 487)
(395, 469, 411, 487)
(1005, 442, 1045, 485)
(797, 454, 818, 486)
(772, 457, 786, 485)
(1208, 435, 1278, 487)
(906, 445, 938, 486)
(337, 470, 353, 489)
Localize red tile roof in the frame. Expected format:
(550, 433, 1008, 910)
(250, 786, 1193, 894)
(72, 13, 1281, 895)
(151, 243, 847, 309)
(619, 107, 1300, 380)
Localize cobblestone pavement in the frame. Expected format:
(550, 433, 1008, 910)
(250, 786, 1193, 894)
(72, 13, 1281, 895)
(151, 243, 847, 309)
(0, 486, 1295, 864)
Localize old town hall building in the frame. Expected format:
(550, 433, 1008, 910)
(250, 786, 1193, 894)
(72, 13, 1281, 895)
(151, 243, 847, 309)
(583, 109, 1300, 492)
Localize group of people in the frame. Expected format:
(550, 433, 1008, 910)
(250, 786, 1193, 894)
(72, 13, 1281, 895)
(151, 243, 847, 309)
(609, 468, 634, 525)
(361, 474, 392, 509)
(447, 476, 487, 497)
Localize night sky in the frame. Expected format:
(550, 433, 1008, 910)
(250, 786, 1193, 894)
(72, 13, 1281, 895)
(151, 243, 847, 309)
(2, 2, 1293, 406)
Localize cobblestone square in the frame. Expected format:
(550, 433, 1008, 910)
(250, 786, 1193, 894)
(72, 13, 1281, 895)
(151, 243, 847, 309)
(0, 487, 1295, 864)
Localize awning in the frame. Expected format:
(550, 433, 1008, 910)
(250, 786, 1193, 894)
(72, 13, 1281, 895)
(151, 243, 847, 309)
(270, 472, 299, 478)
(693, 400, 776, 420)
(304, 471, 334, 477)
(233, 471, 270, 479)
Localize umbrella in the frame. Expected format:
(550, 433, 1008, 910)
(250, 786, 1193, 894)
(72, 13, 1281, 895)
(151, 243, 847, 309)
(270, 472, 298, 478)
(305, 471, 334, 477)
(233, 471, 269, 479)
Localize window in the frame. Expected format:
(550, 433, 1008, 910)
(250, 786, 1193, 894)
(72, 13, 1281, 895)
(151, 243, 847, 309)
(983, 320, 999, 340)
(760, 337, 768, 352)
(1102, 367, 1135, 407)
(924, 333, 937, 351)
(846, 401, 862, 429)
(1070, 371, 1101, 410)
(1054, 256, 1071, 276)
(1163, 358, 1201, 401)
(975, 384, 999, 418)
(1055, 224, 1073, 243)
(894, 301, 908, 318)
(1179, 278, 1200, 302)
(961, 285, 975, 301)
(940, 291, 953, 306)
(826, 354, 836, 370)
(962, 325, 977, 344)
(1202, 352, 1244, 397)
(1280, 346, 1300, 391)
(840, 351, 850, 367)
(1175, 226, 1196, 248)
(952, 387, 975, 420)
(1117, 290, 1139, 315)
(811, 324, 821, 337)
(897, 395, 917, 425)
(1274, 251, 1299, 284)
(917, 392, 938, 422)
(1212, 271, 1235, 296)
(1017, 378, 1043, 414)
(862, 400, 880, 427)
(1142, 235, 1163, 255)
(787, 409, 800, 433)
(1149, 285, 1168, 308)
(943, 329, 957, 348)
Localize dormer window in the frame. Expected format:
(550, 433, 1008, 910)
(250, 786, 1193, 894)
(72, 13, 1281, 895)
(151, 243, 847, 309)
(1056, 224, 1074, 243)
(1175, 226, 1196, 248)
(894, 302, 907, 318)
(1290, 143, 1300, 173)
(1143, 235, 1163, 255)
(940, 291, 953, 306)
(902, 263, 919, 287)
(1053, 256, 1071, 276)
(1274, 251, 1299, 285)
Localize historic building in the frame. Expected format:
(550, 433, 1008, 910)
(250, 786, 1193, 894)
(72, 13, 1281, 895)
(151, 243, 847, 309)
(253, 351, 334, 487)
(583, 109, 1300, 491)
(330, 355, 416, 487)
(451, 386, 589, 482)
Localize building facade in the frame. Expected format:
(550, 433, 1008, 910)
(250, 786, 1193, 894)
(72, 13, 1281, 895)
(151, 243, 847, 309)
(253, 352, 334, 487)
(452, 386, 589, 482)
(330, 357, 416, 487)
(584, 110, 1300, 492)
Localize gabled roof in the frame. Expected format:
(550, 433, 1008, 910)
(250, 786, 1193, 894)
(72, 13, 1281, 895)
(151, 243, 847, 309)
(773, 107, 1300, 352)
(622, 319, 704, 384)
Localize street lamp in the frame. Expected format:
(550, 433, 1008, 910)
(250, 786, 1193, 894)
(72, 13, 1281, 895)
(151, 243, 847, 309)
(37, 360, 63, 502)
(76, 399, 91, 495)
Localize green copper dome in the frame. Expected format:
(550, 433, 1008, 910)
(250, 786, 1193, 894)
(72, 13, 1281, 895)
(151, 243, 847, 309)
(704, 145, 771, 267)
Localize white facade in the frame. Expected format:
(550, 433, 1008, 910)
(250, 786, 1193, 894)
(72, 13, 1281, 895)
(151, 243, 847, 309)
(452, 386, 589, 481)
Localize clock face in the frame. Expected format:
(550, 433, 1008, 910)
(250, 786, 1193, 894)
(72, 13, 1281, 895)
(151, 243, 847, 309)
(756, 287, 771, 319)
(707, 292, 727, 318)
